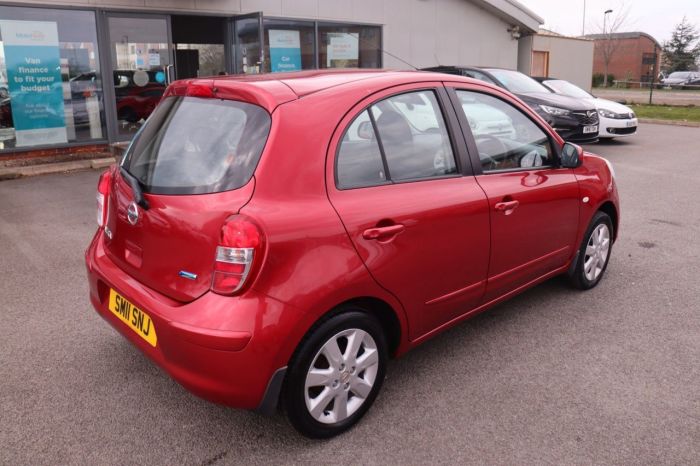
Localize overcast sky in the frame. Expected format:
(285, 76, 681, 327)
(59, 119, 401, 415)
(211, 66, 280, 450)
(516, 0, 700, 43)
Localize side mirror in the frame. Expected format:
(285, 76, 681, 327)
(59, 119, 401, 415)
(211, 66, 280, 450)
(560, 142, 583, 168)
(357, 120, 374, 140)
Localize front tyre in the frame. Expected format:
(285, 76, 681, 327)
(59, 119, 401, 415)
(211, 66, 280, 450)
(569, 211, 613, 290)
(283, 311, 388, 438)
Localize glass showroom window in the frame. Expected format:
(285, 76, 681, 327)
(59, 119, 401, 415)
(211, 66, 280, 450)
(263, 19, 315, 73)
(0, 6, 105, 151)
(318, 24, 381, 69)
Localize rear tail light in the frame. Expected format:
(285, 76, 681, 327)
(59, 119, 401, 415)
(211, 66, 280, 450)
(96, 169, 112, 227)
(211, 216, 263, 295)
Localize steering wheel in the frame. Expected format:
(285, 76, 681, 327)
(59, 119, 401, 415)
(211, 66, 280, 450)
(474, 134, 508, 171)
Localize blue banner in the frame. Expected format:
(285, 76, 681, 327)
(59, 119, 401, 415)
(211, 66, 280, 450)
(269, 29, 302, 73)
(0, 20, 67, 146)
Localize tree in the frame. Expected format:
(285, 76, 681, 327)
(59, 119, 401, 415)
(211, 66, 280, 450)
(663, 17, 700, 72)
(594, 3, 632, 87)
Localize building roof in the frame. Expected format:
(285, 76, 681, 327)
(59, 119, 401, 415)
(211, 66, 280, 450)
(538, 28, 565, 37)
(538, 28, 593, 42)
(583, 31, 661, 47)
(471, 0, 544, 33)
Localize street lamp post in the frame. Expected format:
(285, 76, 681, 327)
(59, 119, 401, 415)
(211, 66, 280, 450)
(603, 9, 613, 87)
(603, 9, 613, 34)
(582, 0, 586, 36)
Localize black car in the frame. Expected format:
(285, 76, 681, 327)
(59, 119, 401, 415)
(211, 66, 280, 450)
(423, 66, 599, 143)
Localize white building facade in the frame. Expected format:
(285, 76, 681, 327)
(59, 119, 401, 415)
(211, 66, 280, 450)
(0, 0, 542, 154)
(518, 29, 594, 91)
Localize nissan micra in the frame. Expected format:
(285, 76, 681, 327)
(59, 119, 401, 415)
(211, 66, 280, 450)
(85, 70, 620, 438)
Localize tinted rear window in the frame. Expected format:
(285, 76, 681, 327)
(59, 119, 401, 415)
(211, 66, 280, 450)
(123, 96, 271, 195)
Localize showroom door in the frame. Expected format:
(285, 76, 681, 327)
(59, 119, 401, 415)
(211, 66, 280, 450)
(102, 13, 173, 141)
(231, 13, 264, 74)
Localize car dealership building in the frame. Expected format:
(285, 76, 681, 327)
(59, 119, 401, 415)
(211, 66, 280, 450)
(0, 0, 542, 158)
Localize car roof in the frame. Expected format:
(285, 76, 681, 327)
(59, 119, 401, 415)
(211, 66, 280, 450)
(172, 69, 480, 112)
(212, 69, 396, 96)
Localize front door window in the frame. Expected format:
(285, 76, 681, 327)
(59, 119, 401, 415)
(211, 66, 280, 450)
(456, 90, 554, 172)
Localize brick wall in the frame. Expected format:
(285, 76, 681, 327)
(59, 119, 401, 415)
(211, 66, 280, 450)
(0, 144, 111, 167)
(592, 36, 659, 83)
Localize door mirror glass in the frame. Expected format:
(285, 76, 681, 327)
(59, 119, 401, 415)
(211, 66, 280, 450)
(560, 142, 583, 168)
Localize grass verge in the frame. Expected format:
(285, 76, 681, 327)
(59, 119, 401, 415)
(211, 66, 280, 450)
(630, 104, 700, 123)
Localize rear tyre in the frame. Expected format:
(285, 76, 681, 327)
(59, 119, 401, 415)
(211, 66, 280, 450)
(569, 211, 613, 290)
(283, 310, 387, 438)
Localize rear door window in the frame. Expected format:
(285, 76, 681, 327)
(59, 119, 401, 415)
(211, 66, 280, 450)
(336, 90, 457, 188)
(123, 96, 271, 194)
(372, 91, 456, 181)
(336, 110, 388, 189)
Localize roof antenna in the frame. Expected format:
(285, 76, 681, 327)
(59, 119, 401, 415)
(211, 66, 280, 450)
(381, 47, 419, 71)
(356, 34, 418, 70)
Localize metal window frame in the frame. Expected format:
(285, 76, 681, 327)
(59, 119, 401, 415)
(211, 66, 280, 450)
(0, 2, 385, 155)
(0, 2, 110, 155)
(99, 10, 175, 144)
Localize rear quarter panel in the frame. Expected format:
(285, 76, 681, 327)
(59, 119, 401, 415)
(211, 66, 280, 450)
(240, 89, 412, 369)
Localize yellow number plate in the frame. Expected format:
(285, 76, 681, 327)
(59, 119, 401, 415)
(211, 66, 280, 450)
(108, 289, 158, 347)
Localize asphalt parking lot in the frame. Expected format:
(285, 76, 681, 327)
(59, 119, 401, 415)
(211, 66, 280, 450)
(1, 123, 698, 465)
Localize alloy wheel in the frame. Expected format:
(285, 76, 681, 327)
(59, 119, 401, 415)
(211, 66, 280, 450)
(304, 328, 379, 424)
(583, 223, 611, 281)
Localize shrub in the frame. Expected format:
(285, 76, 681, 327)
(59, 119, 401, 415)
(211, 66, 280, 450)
(592, 73, 616, 87)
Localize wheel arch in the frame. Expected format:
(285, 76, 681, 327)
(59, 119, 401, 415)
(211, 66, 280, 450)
(598, 201, 618, 241)
(258, 296, 403, 415)
(340, 297, 402, 357)
(289, 296, 404, 363)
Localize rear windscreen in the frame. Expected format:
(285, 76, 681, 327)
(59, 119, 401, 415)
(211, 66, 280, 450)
(122, 96, 271, 195)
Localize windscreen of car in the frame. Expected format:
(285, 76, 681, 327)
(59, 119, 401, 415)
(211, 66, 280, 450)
(122, 96, 271, 195)
(543, 80, 592, 99)
(667, 72, 692, 79)
(487, 70, 550, 94)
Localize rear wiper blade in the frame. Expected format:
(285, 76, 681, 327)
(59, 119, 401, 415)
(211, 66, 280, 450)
(120, 167, 149, 210)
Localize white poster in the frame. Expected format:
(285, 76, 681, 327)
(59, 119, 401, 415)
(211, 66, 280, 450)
(269, 29, 301, 49)
(148, 51, 161, 67)
(327, 33, 359, 67)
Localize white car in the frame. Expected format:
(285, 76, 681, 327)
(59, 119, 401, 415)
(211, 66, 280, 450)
(661, 71, 700, 89)
(535, 78, 638, 139)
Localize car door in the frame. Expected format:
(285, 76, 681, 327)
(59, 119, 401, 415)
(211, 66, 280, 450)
(447, 84, 580, 301)
(327, 85, 491, 339)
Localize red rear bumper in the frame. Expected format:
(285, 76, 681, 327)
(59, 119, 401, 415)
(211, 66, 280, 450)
(85, 230, 285, 410)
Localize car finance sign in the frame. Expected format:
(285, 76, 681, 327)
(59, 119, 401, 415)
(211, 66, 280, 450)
(268, 29, 302, 73)
(0, 20, 67, 146)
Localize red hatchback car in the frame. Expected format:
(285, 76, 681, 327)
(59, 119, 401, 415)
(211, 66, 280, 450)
(85, 70, 619, 438)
